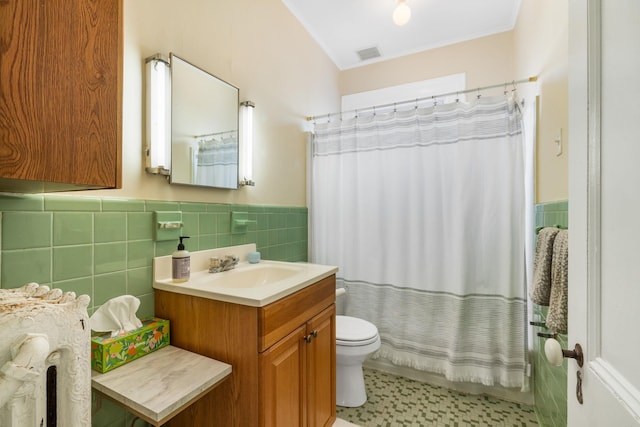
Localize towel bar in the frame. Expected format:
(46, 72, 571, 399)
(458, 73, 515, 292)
(537, 332, 557, 339)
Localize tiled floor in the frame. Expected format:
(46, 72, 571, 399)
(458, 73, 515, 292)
(334, 419, 360, 427)
(336, 368, 539, 427)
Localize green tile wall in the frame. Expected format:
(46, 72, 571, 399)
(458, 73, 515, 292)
(0, 195, 308, 311)
(0, 193, 308, 427)
(533, 200, 568, 427)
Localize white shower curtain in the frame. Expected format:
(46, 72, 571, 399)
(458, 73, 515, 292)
(194, 136, 238, 187)
(311, 96, 528, 388)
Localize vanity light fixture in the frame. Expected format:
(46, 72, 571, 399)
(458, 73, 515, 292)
(240, 100, 256, 186)
(393, 0, 411, 26)
(145, 53, 171, 176)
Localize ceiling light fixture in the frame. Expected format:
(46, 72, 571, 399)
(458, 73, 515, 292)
(393, 0, 411, 26)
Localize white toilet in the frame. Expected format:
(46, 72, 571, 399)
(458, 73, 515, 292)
(335, 314, 381, 407)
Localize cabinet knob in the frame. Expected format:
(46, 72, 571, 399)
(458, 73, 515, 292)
(304, 330, 319, 343)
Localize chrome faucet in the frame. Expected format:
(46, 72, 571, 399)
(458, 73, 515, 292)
(209, 255, 239, 273)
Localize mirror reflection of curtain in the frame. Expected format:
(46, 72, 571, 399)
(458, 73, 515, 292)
(194, 135, 238, 187)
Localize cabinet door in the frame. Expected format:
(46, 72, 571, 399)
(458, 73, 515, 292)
(306, 304, 336, 427)
(260, 324, 307, 427)
(0, 0, 122, 191)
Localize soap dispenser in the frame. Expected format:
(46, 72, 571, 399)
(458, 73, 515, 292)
(172, 236, 190, 283)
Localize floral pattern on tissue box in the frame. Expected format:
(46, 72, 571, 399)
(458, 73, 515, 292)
(91, 317, 170, 373)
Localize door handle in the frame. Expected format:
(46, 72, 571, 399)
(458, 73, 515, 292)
(544, 338, 584, 367)
(545, 339, 585, 404)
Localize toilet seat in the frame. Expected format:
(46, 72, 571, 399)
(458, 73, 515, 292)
(336, 315, 379, 347)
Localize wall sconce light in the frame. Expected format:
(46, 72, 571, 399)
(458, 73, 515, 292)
(240, 100, 255, 186)
(145, 54, 171, 176)
(393, 0, 411, 26)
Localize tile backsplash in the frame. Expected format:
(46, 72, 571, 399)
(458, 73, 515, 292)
(1, 193, 308, 427)
(533, 200, 568, 427)
(0, 194, 308, 317)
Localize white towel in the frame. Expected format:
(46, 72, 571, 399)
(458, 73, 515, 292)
(531, 227, 561, 305)
(546, 230, 568, 334)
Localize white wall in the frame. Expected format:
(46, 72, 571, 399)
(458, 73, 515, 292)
(339, 0, 569, 204)
(513, 0, 568, 203)
(339, 31, 515, 98)
(70, 0, 340, 207)
(65, 0, 568, 206)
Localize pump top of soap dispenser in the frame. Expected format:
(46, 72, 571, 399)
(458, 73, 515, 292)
(177, 236, 189, 250)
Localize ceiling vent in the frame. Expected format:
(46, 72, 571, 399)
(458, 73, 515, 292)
(356, 46, 381, 61)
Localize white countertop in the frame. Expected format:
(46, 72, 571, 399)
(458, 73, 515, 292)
(153, 244, 338, 307)
(153, 260, 338, 307)
(91, 345, 232, 426)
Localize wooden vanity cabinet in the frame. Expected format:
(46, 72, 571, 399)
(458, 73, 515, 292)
(0, 0, 122, 192)
(155, 274, 337, 427)
(261, 304, 336, 427)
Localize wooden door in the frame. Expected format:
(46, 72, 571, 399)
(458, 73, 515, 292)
(260, 324, 307, 427)
(569, 0, 640, 424)
(306, 304, 336, 427)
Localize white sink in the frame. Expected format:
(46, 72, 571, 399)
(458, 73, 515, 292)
(152, 244, 338, 307)
(209, 264, 302, 288)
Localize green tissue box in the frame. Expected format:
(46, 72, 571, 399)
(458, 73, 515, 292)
(91, 317, 170, 373)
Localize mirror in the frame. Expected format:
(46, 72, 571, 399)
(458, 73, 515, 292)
(170, 54, 239, 189)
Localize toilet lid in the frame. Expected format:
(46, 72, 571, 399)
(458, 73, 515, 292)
(336, 315, 379, 346)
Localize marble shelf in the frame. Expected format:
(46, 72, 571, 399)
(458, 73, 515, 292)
(91, 345, 232, 426)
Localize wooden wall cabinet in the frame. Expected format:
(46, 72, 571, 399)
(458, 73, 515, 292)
(0, 0, 123, 193)
(155, 274, 337, 427)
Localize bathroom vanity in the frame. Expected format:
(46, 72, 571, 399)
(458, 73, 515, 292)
(153, 245, 338, 426)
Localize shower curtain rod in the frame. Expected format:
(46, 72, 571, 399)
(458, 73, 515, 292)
(306, 75, 538, 122)
(194, 129, 238, 139)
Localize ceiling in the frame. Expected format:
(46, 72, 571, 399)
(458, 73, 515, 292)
(281, 0, 522, 70)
